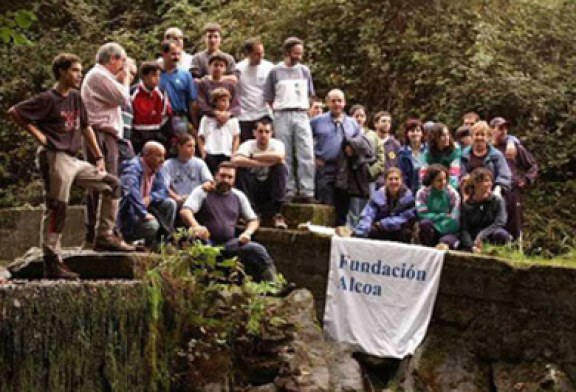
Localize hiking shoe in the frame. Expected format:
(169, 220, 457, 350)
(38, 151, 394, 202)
(44, 255, 79, 280)
(93, 233, 137, 252)
(273, 214, 288, 230)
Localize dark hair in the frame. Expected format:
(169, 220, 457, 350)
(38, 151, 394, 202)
(210, 87, 231, 106)
(208, 51, 229, 66)
(204, 22, 222, 34)
(283, 37, 303, 55)
(139, 61, 161, 77)
(464, 167, 493, 196)
(422, 164, 449, 187)
(427, 122, 455, 155)
(176, 133, 194, 145)
(243, 37, 263, 55)
(384, 167, 403, 180)
(161, 40, 176, 53)
(348, 104, 366, 117)
(455, 125, 471, 140)
(403, 118, 423, 145)
(373, 111, 392, 126)
(254, 116, 273, 130)
(52, 53, 81, 80)
(217, 161, 236, 172)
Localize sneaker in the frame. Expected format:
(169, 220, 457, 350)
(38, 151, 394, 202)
(273, 214, 288, 230)
(93, 233, 137, 252)
(44, 255, 79, 280)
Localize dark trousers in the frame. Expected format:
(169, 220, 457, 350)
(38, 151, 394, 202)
(85, 130, 119, 242)
(205, 154, 230, 175)
(236, 164, 288, 217)
(418, 219, 459, 249)
(221, 238, 273, 281)
(504, 187, 522, 240)
(315, 162, 351, 226)
(315, 162, 338, 205)
(368, 221, 415, 244)
(239, 120, 257, 143)
(131, 129, 169, 156)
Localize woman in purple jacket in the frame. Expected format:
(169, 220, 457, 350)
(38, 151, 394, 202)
(354, 168, 416, 243)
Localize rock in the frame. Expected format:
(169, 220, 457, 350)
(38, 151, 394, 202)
(403, 331, 491, 392)
(7, 247, 157, 280)
(492, 362, 575, 392)
(0, 266, 10, 282)
(329, 343, 365, 392)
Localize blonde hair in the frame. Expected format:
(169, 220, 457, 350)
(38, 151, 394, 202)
(471, 120, 491, 135)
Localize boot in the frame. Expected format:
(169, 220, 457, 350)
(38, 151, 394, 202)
(93, 232, 136, 252)
(44, 254, 79, 280)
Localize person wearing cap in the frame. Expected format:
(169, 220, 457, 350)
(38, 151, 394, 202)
(190, 22, 237, 81)
(490, 117, 538, 240)
(158, 27, 193, 71)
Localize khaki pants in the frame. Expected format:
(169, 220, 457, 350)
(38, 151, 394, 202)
(37, 148, 119, 256)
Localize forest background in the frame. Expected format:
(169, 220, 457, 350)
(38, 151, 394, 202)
(0, 0, 574, 257)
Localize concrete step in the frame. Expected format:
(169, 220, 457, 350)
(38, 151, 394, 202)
(281, 203, 335, 229)
(7, 247, 156, 280)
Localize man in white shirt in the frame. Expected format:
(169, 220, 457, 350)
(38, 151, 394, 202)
(264, 37, 316, 203)
(158, 27, 193, 71)
(232, 118, 288, 229)
(235, 37, 274, 142)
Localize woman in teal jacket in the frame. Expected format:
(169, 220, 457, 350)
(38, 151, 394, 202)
(416, 164, 460, 249)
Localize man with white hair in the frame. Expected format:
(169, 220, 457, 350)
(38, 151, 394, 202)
(118, 141, 177, 248)
(81, 42, 134, 250)
(158, 27, 193, 70)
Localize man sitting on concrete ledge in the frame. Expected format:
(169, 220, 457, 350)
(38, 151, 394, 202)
(180, 161, 280, 282)
(8, 53, 135, 280)
(232, 117, 288, 229)
(118, 141, 177, 250)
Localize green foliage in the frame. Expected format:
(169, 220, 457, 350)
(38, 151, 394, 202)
(143, 239, 289, 388)
(1, 0, 574, 255)
(0, 10, 36, 45)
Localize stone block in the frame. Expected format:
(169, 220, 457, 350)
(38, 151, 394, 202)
(281, 202, 335, 228)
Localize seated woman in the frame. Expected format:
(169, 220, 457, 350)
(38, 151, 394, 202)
(398, 118, 426, 194)
(419, 122, 461, 189)
(416, 164, 460, 249)
(354, 168, 416, 243)
(460, 121, 511, 199)
(460, 168, 512, 253)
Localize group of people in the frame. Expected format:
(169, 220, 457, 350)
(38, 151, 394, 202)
(7, 22, 538, 280)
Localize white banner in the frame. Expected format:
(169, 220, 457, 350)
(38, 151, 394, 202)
(323, 236, 445, 358)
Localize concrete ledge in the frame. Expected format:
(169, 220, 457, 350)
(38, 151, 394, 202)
(7, 248, 158, 280)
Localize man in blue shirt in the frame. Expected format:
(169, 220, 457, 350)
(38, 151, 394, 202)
(311, 89, 360, 204)
(159, 41, 197, 137)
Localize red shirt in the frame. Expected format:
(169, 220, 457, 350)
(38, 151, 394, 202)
(131, 82, 172, 131)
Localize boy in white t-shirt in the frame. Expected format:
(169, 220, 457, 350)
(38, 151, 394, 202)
(232, 117, 288, 229)
(198, 88, 240, 174)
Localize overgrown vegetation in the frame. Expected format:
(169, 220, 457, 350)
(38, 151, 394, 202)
(144, 238, 290, 390)
(1, 0, 574, 256)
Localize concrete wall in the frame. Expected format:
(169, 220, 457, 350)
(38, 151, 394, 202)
(0, 206, 85, 265)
